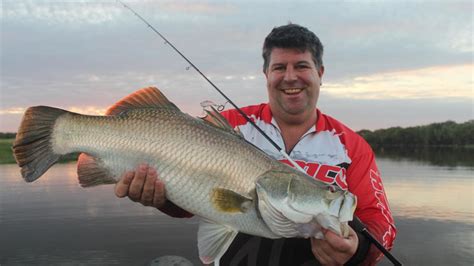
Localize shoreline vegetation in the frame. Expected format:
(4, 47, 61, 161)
(1, 120, 472, 165)
(356, 120, 474, 167)
(356, 120, 473, 149)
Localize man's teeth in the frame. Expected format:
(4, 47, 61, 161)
(283, 88, 303, 94)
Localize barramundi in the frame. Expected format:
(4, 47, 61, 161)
(13, 87, 356, 264)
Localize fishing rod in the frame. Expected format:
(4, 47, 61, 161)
(116, 0, 304, 173)
(117, 1, 401, 265)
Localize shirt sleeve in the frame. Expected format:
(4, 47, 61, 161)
(346, 150, 397, 265)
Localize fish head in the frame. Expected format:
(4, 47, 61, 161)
(255, 168, 357, 238)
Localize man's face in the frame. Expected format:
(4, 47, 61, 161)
(264, 48, 324, 118)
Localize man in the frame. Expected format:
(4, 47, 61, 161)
(115, 24, 396, 265)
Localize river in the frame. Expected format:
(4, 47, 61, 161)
(1, 148, 472, 265)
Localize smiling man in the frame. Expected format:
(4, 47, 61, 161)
(264, 46, 322, 153)
(115, 23, 396, 265)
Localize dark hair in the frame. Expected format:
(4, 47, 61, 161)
(262, 23, 324, 72)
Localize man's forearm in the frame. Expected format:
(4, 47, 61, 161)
(158, 200, 194, 218)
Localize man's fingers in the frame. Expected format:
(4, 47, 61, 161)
(153, 178, 166, 208)
(311, 238, 334, 265)
(114, 164, 166, 208)
(313, 228, 358, 265)
(324, 227, 356, 252)
(128, 164, 148, 201)
(141, 167, 157, 206)
(115, 171, 134, 198)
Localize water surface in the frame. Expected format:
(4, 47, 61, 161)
(1, 149, 473, 265)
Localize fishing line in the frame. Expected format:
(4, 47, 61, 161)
(116, 0, 306, 173)
(117, 1, 402, 265)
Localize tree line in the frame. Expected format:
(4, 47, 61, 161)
(2, 120, 473, 148)
(0, 132, 16, 139)
(357, 120, 474, 148)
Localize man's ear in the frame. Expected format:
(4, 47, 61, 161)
(318, 65, 325, 78)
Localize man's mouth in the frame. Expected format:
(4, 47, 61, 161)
(282, 88, 304, 95)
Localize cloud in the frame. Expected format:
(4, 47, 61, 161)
(1, 0, 236, 25)
(0, 106, 105, 116)
(69, 106, 107, 115)
(324, 64, 473, 100)
(158, 1, 235, 14)
(1, 0, 472, 132)
(318, 96, 473, 131)
(2, 0, 122, 24)
(0, 107, 26, 115)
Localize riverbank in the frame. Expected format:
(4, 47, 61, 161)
(1, 137, 473, 165)
(0, 139, 16, 164)
(0, 138, 78, 164)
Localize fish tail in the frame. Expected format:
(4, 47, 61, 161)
(12, 106, 69, 182)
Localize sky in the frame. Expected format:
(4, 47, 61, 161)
(1, 0, 473, 132)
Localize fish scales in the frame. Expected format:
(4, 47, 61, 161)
(52, 107, 277, 237)
(13, 87, 357, 264)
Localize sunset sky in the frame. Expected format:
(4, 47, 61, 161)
(1, 0, 472, 132)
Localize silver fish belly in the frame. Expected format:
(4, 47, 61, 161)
(13, 87, 356, 264)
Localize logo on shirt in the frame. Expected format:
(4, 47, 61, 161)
(279, 159, 348, 190)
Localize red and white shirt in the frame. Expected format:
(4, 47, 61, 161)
(221, 103, 397, 265)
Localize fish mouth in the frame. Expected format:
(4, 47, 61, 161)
(282, 88, 304, 95)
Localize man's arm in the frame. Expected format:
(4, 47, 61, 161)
(115, 163, 193, 218)
(346, 150, 397, 265)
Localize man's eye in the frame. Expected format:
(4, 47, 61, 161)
(296, 64, 310, 69)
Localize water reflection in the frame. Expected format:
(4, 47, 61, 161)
(1, 154, 473, 265)
(1, 163, 201, 265)
(375, 146, 474, 167)
(385, 178, 473, 223)
(375, 156, 473, 224)
(0, 163, 158, 223)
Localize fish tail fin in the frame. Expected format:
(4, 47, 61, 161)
(13, 106, 68, 182)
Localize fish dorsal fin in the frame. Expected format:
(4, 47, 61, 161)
(77, 153, 116, 187)
(197, 219, 238, 264)
(200, 106, 243, 137)
(106, 87, 180, 115)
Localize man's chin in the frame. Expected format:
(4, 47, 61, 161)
(283, 106, 307, 116)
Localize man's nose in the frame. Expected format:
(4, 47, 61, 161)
(284, 67, 297, 82)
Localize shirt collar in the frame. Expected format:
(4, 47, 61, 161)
(265, 104, 324, 134)
(315, 108, 326, 132)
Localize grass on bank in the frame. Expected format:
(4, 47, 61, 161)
(0, 139, 16, 164)
(0, 138, 78, 164)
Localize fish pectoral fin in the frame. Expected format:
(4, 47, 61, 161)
(105, 87, 180, 116)
(77, 153, 116, 187)
(197, 219, 238, 264)
(339, 192, 357, 223)
(211, 188, 253, 213)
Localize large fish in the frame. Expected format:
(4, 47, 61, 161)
(13, 87, 356, 264)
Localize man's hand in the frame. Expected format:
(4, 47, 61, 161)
(311, 226, 358, 266)
(115, 163, 166, 208)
